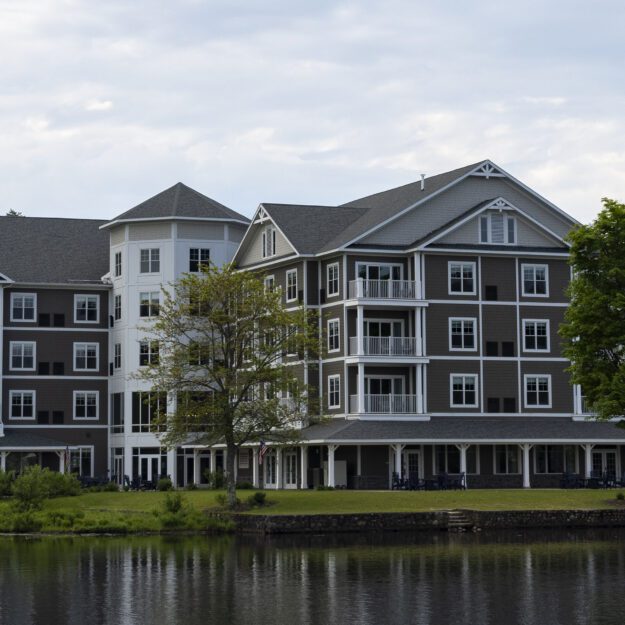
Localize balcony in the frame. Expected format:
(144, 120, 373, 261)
(349, 336, 418, 357)
(348, 279, 420, 302)
(349, 394, 418, 415)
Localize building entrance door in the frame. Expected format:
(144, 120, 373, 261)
(284, 451, 297, 488)
(592, 449, 617, 476)
(404, 450, 421, 482)
(140, 455, 160, 482)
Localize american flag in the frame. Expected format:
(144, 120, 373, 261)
(259, 440, 268, 465)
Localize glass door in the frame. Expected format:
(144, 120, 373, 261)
(284, 451, 298, 489)
(265, 451, 277, 487)
(592, 450, 617, 477)
(404, 450, 421, 481)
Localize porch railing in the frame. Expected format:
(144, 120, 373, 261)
(349, 394, 417, 414)
(348, 279, 418, 300)
(349, 336, 418, 356)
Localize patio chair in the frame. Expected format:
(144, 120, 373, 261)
(408, 476, 426, 491)
(437, 472, 450, 490)
(448, 472, 466, 490)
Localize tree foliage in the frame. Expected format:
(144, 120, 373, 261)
(5, 209, 24, 216)
(135, 264, 318, 506)
(561, 198, 625, 420)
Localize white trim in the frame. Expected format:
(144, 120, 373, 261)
(448, 317, 477, 352)
(139, 247, 161, 274)
(355, 261, 404, 281)
(8, 389, 36, 420)
(74, 293, 100, 324)
(326, 262, 340, 298)
(328, 374, 341, 409)
(521, 263, 550, 298)
(426, 299, 567, 307)
(285, 268, 298, 302)
(3, 326, 109, 333)
(327, 318, 340, 353)
(8, 340, 36, 371)
(0, 272, 14, 282)
(72, 390, 100, 420)
(523, 373, 552, 409)
(73, 342, 100, 372)
(2, 375, 108, 380)
(101, 215, 250, 230)
(263, 274, 275, 291)
(447, 261, 477, 295)
(4, 424, 108, 429)
(427, 355, 568, 362)
(9, 292, 37, 323)
(449, 373, 479, 408)
(114, 293, 122, 322)
(522, 319, 551, 353)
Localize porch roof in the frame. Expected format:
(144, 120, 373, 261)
(0, 430, 70, 451)
(299, 418, 625, 445)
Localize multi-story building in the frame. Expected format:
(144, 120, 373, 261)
(233, 159, 625, 489)
(0, 183, 249, 483)
(2, 161, 623, 489)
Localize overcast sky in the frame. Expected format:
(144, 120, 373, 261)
(1, 0, 623, 223)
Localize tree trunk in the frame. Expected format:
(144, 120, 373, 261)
(226, 441, 237, 508)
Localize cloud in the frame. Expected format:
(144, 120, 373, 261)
(0, 0, 623, 222)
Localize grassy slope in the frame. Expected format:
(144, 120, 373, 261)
(1, 489, 624, 533)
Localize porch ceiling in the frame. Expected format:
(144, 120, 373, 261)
(300, 418, 625, 445)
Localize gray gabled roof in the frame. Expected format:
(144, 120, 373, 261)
(300, 418, 625, 443)
(0, 430, 72, 449)
(104, 182, 249, 227)
(0, 216, 109, 284)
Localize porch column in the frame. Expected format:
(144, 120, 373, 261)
(327, 444, 338, 487)
(300, 446, 308, 489)
(413, 252, 423, 299)
(415, 309, 423, 356)
(357, 305, 364, 355)
(520, 444, 533, 488)
(252, 448, 259, 488)
(583, 444, 595, 478)
(358, 363, 365, 414)
(210, 448, 217, 475)
(416, 364, 424, 413)
(393, 444, 405, 479)
(456, 444, 470, 489)
(276, 448, 283, 489)
(167, 448, 177, 484)
(0, 452, 7, 472)
(58, 451, 65, 474)
(193, 449, 201, 485)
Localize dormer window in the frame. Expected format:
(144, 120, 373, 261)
(480, 213, 516, 244)
(262, 227, 276, 258)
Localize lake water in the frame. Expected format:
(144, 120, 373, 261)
(1, 530, 625, 625)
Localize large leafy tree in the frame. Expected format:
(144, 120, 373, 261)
(136, 264, 317, 506)
(561, 198, 625, 420)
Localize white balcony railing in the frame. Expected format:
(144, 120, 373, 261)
(349, 336, 418, 357)
(348, 279, 418, 300)
(580, 396, 595, 415)
(349, 394, 417, 414)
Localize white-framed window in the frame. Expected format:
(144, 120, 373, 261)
(479, 213, 516, 244)
(262, 226, 276, 258)
(522, 263, 549, 297)
(139, 340, 159, 366)
(522, 319, 550, 352)
(524, 375, 551, 408)
(328, 374, 341, 409)
(73, 391, 99, 420)
(493, 445, 520, 474)
(450, 374, 478, 407)
(139, 292, 160, 317)
(189, 248, 210, 272)
(327, 263, 339, 297)
(327, 318, 340, 352)
(10, 341, 36, 371)
(114, 294, 122, 321)
(69, 447, 93, 477)
(286, 269, 298, 302)
(264, 275, 275, 291)
(114, 251, 122, 278)
(449, 318, 477, 351)
(285, 324, 298, 356)
(74, 294, 99, 323)
(140, 248, 160, 273)
(10, 293, 36, 322)
(534, 445, 578, 474)
(448, 262, 476, 295)
(114, 343, 122, 369)
(73, 342, 99, 371)
(433, 445, 480, 475)
(9, 390, 35, 420)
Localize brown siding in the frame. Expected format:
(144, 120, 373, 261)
(483, 361, 519, 413)
(426, 303, 479, 355)
(481, 305, 518, 355)
(424, 254, 479, 301)
(320, 256, 344, 302)
(521, 361, 574, 413)
(427, 360, 481, 413)
(519, 305, 566, 356)
(518, 258, 569, 303)
(481, 256, 516, 301)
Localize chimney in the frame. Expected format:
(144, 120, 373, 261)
(420, 174, 426, 191)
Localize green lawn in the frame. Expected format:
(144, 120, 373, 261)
(1, 489, 624, 533)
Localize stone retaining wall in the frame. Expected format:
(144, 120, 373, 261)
(213, 508, 625, 534)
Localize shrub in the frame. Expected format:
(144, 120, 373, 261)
(12, 466, 48, 511)
(246, 491, 267, 508)
(163, 492, 184, 514)
(43, 510, 84, 529)
(0, 470, 15, 497)
(157, 477, 173, 491)
(42, 470, 81, 497)
(236, 481, 254, 490)
(617, 492, 625, 501)
(204, 470, 225, 489)
(185, 482, 198, 491)
(215, 493, 240, 508)
(11, 511, 43, 533)
(316, 485, 334, 491)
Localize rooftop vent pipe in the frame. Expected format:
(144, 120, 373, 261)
(420, 174, 426, 191)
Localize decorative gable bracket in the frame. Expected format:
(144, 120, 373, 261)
(470, 163, 505, 179)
